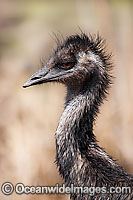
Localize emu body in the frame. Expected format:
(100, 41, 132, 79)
(23, 34, 133, 199)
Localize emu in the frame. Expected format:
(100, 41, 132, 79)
(23, 34, 133, 199)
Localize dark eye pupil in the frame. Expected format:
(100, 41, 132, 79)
(64, 63, 71, 69)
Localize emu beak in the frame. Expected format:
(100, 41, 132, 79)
(23, 64, 68, 88)
(23, 66, 50, 88)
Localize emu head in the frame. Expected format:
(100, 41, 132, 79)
(23, 34, 111, 90)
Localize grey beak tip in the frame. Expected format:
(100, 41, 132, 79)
(22, 66, 50, 88)
(22, 84, 27, 88)
(23, 80, 31, 88)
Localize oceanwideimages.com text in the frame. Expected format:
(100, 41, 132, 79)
(1, 182, 131, 196)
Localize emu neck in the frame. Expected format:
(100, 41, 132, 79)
(56, 85, 132, 194)
(56, 86, 98, 183)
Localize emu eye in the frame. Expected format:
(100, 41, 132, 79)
(62, 62, 74, 70)
(55, 62, 75, 70)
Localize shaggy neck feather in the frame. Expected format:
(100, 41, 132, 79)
(56, 84, 133, 199)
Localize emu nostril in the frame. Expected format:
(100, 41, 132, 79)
(31, 76, 40, 80)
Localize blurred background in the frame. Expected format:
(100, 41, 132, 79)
(0, 0, 133, 199)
